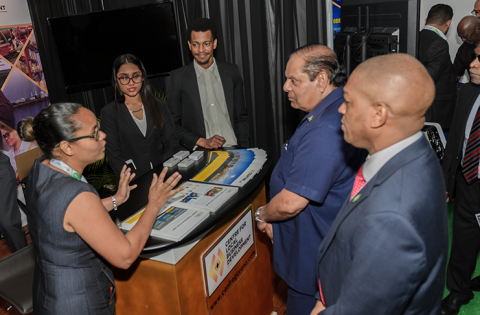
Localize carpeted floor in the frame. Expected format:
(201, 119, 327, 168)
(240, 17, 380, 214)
(444, 202, 480, 315)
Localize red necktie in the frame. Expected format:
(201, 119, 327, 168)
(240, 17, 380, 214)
(463, 109, 480, 184)
(350, 164, 366, 201)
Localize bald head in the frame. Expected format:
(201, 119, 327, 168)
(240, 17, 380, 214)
(339, 54, 434, 153)
(355, 54, 434, 120)
(457, 16, 480, 44)
(475, 0, 480, 18)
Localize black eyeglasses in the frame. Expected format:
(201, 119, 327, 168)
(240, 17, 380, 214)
(472, 10, 480, 16)
(2, 131, 10, 139)
(117, 74, 143, 85)
(55, 121, 101, 148)
(471, 51, 480, 62)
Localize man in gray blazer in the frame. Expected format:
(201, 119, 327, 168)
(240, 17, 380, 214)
(312, 54, 448, 315)
(166, 18, 249, 150)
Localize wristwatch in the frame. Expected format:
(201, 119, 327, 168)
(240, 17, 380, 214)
(255, 206, 266, 223)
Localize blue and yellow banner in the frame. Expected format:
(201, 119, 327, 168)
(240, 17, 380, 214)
(333, 0, 342, 34)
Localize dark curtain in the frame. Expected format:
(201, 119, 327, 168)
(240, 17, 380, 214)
(27, 0, 327, 165)
(265, 0, 327, 147)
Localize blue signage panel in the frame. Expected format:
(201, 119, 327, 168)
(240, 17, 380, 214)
(333, 0, 342, 34)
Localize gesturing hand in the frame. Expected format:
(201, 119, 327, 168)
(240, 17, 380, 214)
(148, 167, 182, 212)
(115, 164, 137, 205)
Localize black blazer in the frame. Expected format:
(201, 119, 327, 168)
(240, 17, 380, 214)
(101, 98, 180, 179)
(442, 83, 480, 198)
(165, 61, 249, 150)
(418, 29, 457, 129)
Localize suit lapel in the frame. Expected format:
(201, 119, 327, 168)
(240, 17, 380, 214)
(118, 103, 145, 138)
(317, 136, 431, 261)
(144, 103, 153, 137)
(185, 63, 205, 121)
(454, 85, 480, 156)
(217, 63, 234, 120)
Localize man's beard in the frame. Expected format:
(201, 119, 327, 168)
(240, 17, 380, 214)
(195, 53, 210, 64)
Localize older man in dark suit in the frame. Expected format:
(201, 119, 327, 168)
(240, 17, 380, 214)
(312, 54, 448, 315)
(418, 4, 456, 130)
(166, 18, 249, 150)
(441, 45, 480, 315)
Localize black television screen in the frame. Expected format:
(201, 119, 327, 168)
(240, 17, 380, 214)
(48, 2, 182, 88)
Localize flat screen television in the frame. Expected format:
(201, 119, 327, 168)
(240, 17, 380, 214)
(334, 0, 420, 76)
(48, 2, 182, 89)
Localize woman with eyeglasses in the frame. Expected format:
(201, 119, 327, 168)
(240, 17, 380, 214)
(1, 123, 37, 181)
(18, 103, 182, 314)
(101, 54, 181, 179)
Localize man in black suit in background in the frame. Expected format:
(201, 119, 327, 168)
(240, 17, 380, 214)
(418, 4, 456, 131)
(441, 45, 480, 315)
(166, 18, 249, 150)
(0, 151, 27, 252)
(453, 16, 480, 81)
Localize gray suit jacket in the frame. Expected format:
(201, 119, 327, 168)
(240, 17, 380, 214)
(316, 136, 448, 315)
(166, 61, 249, 150)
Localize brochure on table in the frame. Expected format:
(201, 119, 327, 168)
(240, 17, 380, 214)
(191, 148, 267, 187)
(121, 182, 238, 241)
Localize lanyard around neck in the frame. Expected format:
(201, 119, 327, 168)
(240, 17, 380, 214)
(424, 25, 447, 41)
(50, 159, 88, 183)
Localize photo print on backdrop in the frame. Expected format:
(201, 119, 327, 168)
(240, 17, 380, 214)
(1, 21, 50, 226)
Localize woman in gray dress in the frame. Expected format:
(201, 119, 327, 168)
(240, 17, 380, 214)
(19, 103, 181, 314)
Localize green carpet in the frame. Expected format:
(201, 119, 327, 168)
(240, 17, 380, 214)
(444, 202, 480, 315)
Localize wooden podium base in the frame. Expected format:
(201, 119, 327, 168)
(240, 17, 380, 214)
(112, 183, 273, 315)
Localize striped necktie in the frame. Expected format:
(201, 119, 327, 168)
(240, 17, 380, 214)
(462, 108, 480, 184)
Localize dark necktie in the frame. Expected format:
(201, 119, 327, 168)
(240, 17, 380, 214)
(462, 107, 480, 184)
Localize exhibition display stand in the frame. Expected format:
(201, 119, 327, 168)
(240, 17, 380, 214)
(110, 151, 273, 315)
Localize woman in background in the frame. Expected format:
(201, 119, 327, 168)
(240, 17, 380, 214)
(1, 122, 37, 181)
(19, 103, 181, 314)
(101, 54, 180, 179)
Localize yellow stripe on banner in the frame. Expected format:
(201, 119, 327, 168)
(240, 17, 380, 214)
(333, 1, 341, 9)
(125, 208, 146, 224)
(192, 151, 230, 181)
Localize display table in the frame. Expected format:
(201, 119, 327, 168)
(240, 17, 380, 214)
(110, 151, 273, 315)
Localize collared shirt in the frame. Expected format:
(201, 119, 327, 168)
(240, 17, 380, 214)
(363, 132, 423, 183)
(423, 25, 447, 41)
(193, 59, 237, 147)
(461, 93, 480, 180)
(270, 86, 366, 295)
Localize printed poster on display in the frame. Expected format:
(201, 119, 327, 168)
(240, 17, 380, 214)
(192, 148, 267, 187)
(121, 206, 208, 242)
(201, 206, 256, 314)
(168, 181, 238, 213)
(1, 0, 50, 227)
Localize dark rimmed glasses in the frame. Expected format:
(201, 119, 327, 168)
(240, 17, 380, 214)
(117, 74, 143, 85)
(472, 10, 480, 16)
(471, 51, 480, 62)
(55, 121, 101, 147)
(2, 131, 10, 139)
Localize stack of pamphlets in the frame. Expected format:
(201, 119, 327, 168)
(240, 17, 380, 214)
(121, 182, 238, 241)
(191, 148, 267, 187)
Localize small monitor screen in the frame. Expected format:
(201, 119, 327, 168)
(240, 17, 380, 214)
(48, 2, 182, 88)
